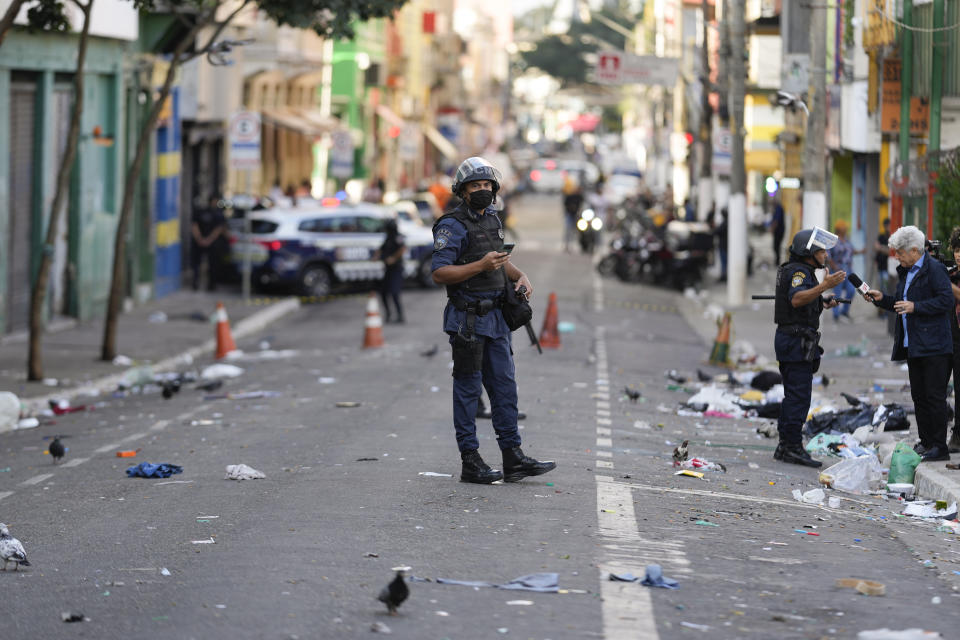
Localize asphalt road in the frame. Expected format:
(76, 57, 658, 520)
(2, 193, 959, 638)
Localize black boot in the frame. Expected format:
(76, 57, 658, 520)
(949, 429, 960, 454)
(460, 450, 503, 484)
(773, 442, 785, 461)
(501, 446, 556, 482)
(778, 442, 822, 468)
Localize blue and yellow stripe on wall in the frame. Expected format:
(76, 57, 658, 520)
(154, 86, 181, 298)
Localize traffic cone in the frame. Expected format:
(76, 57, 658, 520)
(708, 312, 732, 367)
(214, 302, 238, 359)
(539, 292, 561, 349)
(362, 293, 385, 349)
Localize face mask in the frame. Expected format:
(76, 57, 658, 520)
(467, 189, 494, 211)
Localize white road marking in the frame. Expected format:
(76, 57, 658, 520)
(596, 427, 612, 436)
(61, 457, 89, 468)
(120, 432, 147, 444)
(596, 401, 611, 410)
(596, 450, 613, 458)
(597, 418, 612, 426)
(593, 393, 610, 401)
(149, 419, 170, 432)
(22, 473, 54, 486)
(597, 385, 609, 393)
(596, 409, 611, 417)
(596, 460, 614, 468)
(94, 442, 122, 454)
(596, 437, 612, 448)
(597, 478, 662, 639)
(0, 491, 13, 502)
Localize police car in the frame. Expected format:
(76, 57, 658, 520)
(229, 201, 436, 297)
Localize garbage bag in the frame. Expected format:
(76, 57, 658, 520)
(803, 406, 875, 437)
(750, 370, 783, 392)
(819, 456, 883, 494)
(888, 442, 922, 484)
(0, 391, 20, 434)
(873, 404, 910, 431)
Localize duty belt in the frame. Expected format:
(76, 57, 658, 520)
(776, 324, 818, 337)
(449, 297, 502, 316)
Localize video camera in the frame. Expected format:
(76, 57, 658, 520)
(927, 239, 960, 282)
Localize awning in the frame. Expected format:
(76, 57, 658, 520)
(261, 108, 324, 137)
(423, 124, 458, 161)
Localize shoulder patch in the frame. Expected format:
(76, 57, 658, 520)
(434, 235, 448, 250)
(791, 271, 806, 288)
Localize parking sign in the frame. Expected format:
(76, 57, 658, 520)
(229, 111, 261, 170)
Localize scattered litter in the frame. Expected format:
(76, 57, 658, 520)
(694, 520, 719, 527)
(804, 402, 909, 437)
(200, 364, 244, 380)
(225, 464, 265, 480)
(222, 390, 281, 400)
(434, 573, 558, 593)
(61, 612, 88, 623)
(792, 488, 826, 505)
(160, 568, 171, 576)
(356, 457, 378, 462)
(886, 483, 915, 497)
(370, 622, 392, 634)
(43, 378, 58, 386)
(640, 564, 679, 589)
(226, 349, 299, 361)
(856, 629, 942, 639)
(126, 462, 183, 479)
(336, 402, 361, 408)
(609, 572, 639, 582)
(119, 365, 155, 389)
(112, 355, 133, 366)
(0, 391, 19, 433)
(116, 450, 139, 458)
(557, 321, 576, 333)
(364, 552, 379, 558)
(15, 417, 39, 430)
(680, 621, 711, 631)
(836, 578, 886, 596)
(418, 471, 453, 477)
(154, 480, 193, 485)
(756, 424, 777, 439)
(675, 470, 704, 479)
(148, 311, 168, 323)
(506, 600, 533, 606)
(889, 443, 922, 484)
(679, 458, 726, 473)
(191, 538, 216, 544)
(819, 456, 883, 494)
(748, 462, 760, 469)
(902, 501, 957, 520)
(828, 497, 842, 508)
(317, 377, 337, 384)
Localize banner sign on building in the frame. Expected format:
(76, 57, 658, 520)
(880, 58, 929, 135)
(594, 50, 679, 87)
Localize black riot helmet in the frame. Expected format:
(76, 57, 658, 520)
(451, 157, 502, 197)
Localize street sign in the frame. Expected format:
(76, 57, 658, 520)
(594, 50, 679, 87)
(330, 130, 355, 179)
(229, 110, 261, 170)
(712, 127, 732, 176)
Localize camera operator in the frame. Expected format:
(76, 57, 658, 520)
(864, 226, 955, 462)
(947, 228, 960, 452)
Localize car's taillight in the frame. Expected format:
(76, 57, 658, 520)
(258, 240, 284, 251)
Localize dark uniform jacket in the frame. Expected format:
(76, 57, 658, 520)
(875, 255, 953, 360)
(774, 260, 822, 362)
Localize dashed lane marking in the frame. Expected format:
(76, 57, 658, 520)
(150, 419, 170, 432)
(596, 460, 614, 468)
(21, 473, 54, 486)
(597, 427, 612, 436)
(596, 450, 613, 458)
(0, 491, 13, 502)
(597, 437, 612, 448)
(61, 457, 89, 468)
(597, 418, 612, 426)
(596, 409, 611, 417)
(120, 432, 147, 444)
(94, 442, 122, 454)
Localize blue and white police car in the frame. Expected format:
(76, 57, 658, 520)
(229, 200, 436, 297)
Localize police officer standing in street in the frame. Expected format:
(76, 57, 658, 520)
(431, 157, 556, 484)
(774, 227, 846, 467)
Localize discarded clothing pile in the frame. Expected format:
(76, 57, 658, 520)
(126, 462, 183, 478)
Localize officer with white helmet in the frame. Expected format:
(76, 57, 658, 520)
(773, 227, 845, 467)
(431, 157, 556, 484)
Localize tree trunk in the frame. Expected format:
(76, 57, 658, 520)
(27, 0, 94, 381)
(100, 21, 205, 361)
(0, 0, 27, 49)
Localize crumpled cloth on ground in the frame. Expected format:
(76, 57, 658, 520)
(126, 462, 183, 478)
(225, 464, 265, 480)
(640, 564, 679, 589)
(434, 573, 559, 593)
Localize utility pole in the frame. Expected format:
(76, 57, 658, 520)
(930, 0, 944, 167)
(802, 2, 827, 229)
(727, 0, 746, 306)
(698, 0, 714, 221)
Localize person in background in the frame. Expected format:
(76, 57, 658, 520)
(875, 218, 892, 294)
(363, 178, 385, 204)
(768, 197, 785, 264)
(683, 197, 696, 222)
(827, 221, 862, 322)
(865, 225, 954, 462)
(374, 219, 405, 323)
(191, 195, 227, 292)
(562, 180, 584, 253)
(947, 228, 960, 453)
(713, 207, 728, 282)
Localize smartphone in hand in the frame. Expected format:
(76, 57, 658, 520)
(501, 243, 516, 254)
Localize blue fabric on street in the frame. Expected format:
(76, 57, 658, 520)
(640, 564, 679, 589)
(126, 462, 183, 478)
(778, 360, 816, 446)
(450, 332, 521, 453)
(434, 573, 559, 593)
(901, 252, 924, 347)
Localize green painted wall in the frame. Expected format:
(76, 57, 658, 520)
(830, 153, 853, 232)
(0, 30, 130, 329)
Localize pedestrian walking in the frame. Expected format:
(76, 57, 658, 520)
(375, 219, 405, 323)
(827, 221, 862, 322)
(431, 156, 556, 484)
(774, 227, 846, 467)
(865, 226, 954, 462)
(947, 228, 960, 453)
(768, 198, 785, 264)
(562, 180, 584, 253)
(191, 195, 227, 292)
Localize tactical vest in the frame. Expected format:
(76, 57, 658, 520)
(774, 260, 822, 329)
(433, 204, 506, 297)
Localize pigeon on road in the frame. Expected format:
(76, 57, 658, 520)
(665, 370, 687, 384)
(0, 523, 31, 571)
(420, 344, 439, 358)
(48, 436, 65, 463)
(377, 567, 410, 615)
(696, 369, 713, 383)
(672, 440, 689, 466)
(623, 387, 641, 403)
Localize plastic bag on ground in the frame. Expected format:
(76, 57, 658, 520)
(804, 405, 875, 437)
(225, 464, 266, 480)
(792, 488, 825, 504)
(679, 457, 725, 472)
(201, 363, 245, 380)
(0, 392, 21, 433)
(119, 365, 155, 389)
(819, 455, 883, 494)
(685, 385, 744, 417)
(888, 442, 922, 484)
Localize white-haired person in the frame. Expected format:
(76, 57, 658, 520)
(865, 225, 955, 461)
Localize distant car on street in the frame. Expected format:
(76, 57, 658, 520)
(228, 201, 436, 297)
(528, 158, 565, 192)
(603, 173, 643, 206)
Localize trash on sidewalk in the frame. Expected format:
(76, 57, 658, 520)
(15, 417, 39, 430)
(370, 622, 392, 634)
(640, 564, 679, 589)
(61, 612, 89, 623)
(148, 311, 168, 323)
(805, 433, 876, 459)
(434, 573, 559, 593)
(115, 449, 140, 458)
(675, 469, 705, 479)
(678, 458, 726, 473)
(804, 402, 910, 437)
(0, 391, 20, 433)
(126, 462, 183, 479)
(836, 578, 886, 596)
(200, 364, 244, 380)
(902, 501, 957, 520)
(418, 471, 453, 477)
(119, 365, 156, 389)
(112, 355, 133, 366)
(225, 464, 265, 480)
(888, 443, 922, 484)
(160, 568, 171, 576)
(336, 401, 361, 408)
(819, 456, 883, 494)
(49, 399, 90, 416)
(191, 538, 216, 544)
(856, 629, 942, 639)
(680, 622, 711, 632)
(886, 483, 915, 497)
(756, 424, 778, 439)
(792, 488, 826, 505)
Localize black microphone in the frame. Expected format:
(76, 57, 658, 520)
(848, 273, 873, 300)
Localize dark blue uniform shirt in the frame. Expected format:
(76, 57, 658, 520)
(775, 266, 821, 362)
(432, 209, 510, 339)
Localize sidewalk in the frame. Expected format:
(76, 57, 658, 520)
(0, 289, 299, 410)
(676, 265, 960, 506)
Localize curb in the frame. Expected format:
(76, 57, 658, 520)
(914, 464, 960, 506)
(15, 297, 301, 418)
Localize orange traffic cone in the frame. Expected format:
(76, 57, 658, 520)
(362, 293, 385, 349)
(708, 312, 732, 367)
(214, 302, 238, 359)
(539, 292, 561, 349)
